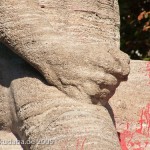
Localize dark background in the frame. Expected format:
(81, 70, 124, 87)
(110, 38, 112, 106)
(119, 0, 150, 60)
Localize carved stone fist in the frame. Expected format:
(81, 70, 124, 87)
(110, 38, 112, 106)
(0, 0, 130, 105)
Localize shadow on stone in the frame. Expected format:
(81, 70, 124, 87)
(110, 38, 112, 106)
(105, 103, 116, 127)
(0, 42, 48, 87)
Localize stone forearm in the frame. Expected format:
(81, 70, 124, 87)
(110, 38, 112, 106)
(9, 76, 120, 150)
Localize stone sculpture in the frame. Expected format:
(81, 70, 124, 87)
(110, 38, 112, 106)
(0, 0, 130, 149)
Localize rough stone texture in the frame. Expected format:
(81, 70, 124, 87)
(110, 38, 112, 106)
(0, 60, 149, 150)
(109, 60, 150, 149)
(110, 60, 150, 126)
(0, 0, 131, 149)
(0, 131, 22, 150)
(0, 0, 130, 105)
(0, 45, 121, 150)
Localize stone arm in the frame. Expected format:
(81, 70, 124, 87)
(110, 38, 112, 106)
(0, 49, 121, 150)
(0, 0, 130, 150)
(0, 0, 130, 105)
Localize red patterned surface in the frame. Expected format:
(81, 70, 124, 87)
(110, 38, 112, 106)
(120, 103, 150, 150)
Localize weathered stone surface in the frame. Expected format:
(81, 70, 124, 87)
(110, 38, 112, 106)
(0, 0, 130, 105)
(0, 61, 150, 150)
(1, 1, 143, 150)
(0, 45, 121, 150)
(110, 60, 150, 126)
(109, 60, 150, 149)
(0, 131, 22, 150)
(0, 60, 149, 150)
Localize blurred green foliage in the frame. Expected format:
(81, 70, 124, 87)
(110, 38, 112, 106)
(119, 0, 150, 60)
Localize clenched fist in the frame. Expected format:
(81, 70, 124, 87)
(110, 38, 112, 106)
(0, 0, 130, 105)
